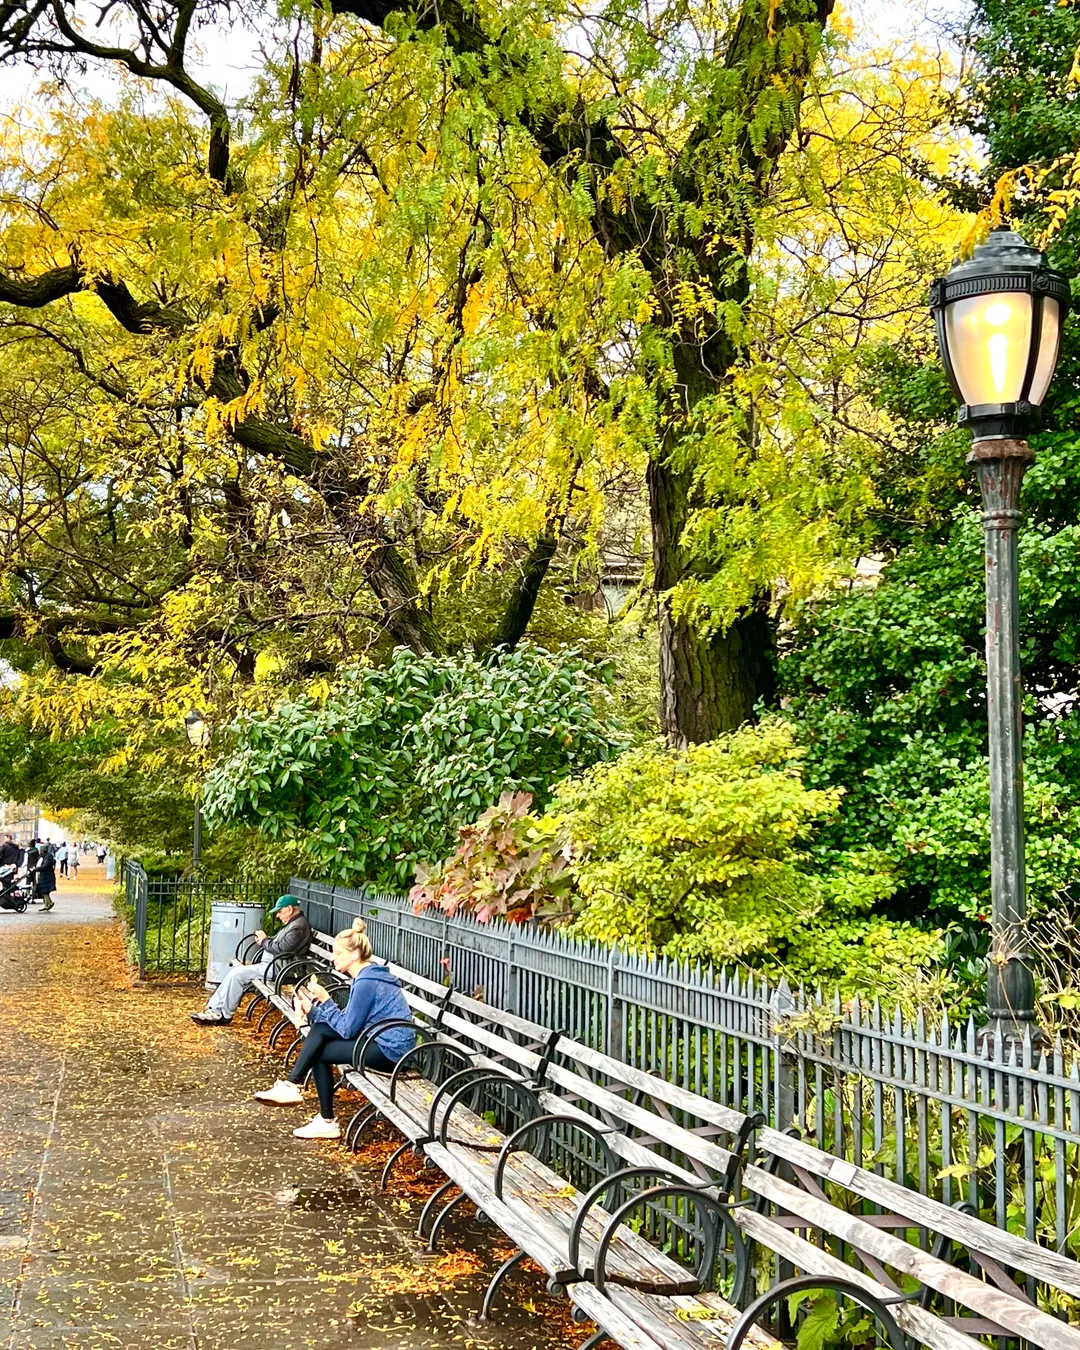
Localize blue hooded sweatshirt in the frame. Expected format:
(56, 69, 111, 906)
(308, 962, 415, 1060)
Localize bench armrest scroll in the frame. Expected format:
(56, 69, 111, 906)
(568, 1165, 705, 1272)
(436, 1072, 541, 1151)
(388, 1040, 472, 1105)
(724, 1274, 908, 1350)
(493, 1113, 617, 1202)
(593, 1183, 747, 1302)
(350, 1018, 422, 1071)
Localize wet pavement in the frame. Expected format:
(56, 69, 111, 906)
(0, 867, 582, 1349)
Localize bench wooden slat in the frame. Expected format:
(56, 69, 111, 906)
(735, 1209, 987, 1350)
(745, 1165, 1080, 1350)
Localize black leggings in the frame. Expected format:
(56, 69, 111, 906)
(287, 1021, 396, 1118)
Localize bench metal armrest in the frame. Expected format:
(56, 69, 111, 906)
(435, 1072, 541, 1152)
(493, 1113, 617, 1203)
(593, 1182, 749, 1302)
(272, 957, 328, 997)
(568, 1165, 701, 1272)
(724, 1274, 908, 1350)
(424, 1065, 502, 1139)
(234, 933, 261, 964)
(350, 1018, 421, 1072)
(389, 1039, 472, 1105)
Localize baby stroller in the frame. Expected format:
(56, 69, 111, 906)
(0, 866, 29, 913)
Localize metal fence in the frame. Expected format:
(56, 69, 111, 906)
(291, 877, 1080, 1261)
(125, 863, 284, 978)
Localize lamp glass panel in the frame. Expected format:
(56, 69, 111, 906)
(1028, 298, 1062, 405)
(185, 715, 206, 748)
(944, 291, 1032, 405)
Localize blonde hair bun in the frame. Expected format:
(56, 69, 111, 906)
(336, 915, 373, 961)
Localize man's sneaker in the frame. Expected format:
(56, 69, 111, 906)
(255, 1079, 304, 1105)
(191, 1011, 231, 1025)
(293, 1114, 341, 1140)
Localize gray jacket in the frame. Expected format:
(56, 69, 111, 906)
(260, 912, 312, 971)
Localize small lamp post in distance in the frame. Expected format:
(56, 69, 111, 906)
(930, 225, 1070, 1049)
(184, 709, 211, 874)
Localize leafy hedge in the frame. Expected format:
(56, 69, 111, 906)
(203, 645, 622, 888)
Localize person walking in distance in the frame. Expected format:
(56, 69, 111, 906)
(24, 839, 39, 903)
(56, 843, 68, 879)
(0, 835, 21, 872)
(36, 842, 56, 912)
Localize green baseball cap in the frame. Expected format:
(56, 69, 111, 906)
(270, 894, 301, 914)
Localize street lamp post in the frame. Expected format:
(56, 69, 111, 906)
(184, 710, 211, 875)
(930, 226, 1070, 1046)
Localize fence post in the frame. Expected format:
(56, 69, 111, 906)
(606, 948, 624, 1059)
(770, 977, 798, 1132)
(506, 931, 518, 1016)
(134, 866, 148, 980)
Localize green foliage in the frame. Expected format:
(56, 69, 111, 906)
(410, 791, 572, 923)
(204, 644, 622, 888)
(781, 432, 1080, 928)
(546, 720, 943, 994)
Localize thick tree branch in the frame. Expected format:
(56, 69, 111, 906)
(484, 530, 558, 654)
(0, 1, 233, 185)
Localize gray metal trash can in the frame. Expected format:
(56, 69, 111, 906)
(206, 901, 265, 990)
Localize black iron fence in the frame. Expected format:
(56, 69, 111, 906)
(125, 863, 284, 978)
(290, 877, 1080, 1263)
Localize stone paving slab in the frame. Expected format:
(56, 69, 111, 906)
(0, 869, 588, 1349)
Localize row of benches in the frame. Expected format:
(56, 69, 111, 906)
(237, 927, 1080, 1350)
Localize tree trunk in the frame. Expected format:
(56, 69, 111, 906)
(657, 601, 776, 747)
(648, 434, 775, 747)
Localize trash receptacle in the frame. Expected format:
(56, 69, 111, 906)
(206, 901, 265, 990)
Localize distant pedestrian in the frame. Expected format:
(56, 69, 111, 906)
(36, 843, 56, 911)
(57, 843, 68, 878)
(69, 851, 79, 880)
(25, 839, 40, 903)
(0, 835, 20, 871)
(97, 844, 106, 865)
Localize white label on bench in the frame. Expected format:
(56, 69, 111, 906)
(828, 1158, 857, 1186)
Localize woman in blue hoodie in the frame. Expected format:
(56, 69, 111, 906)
(254, 917, 415, 1139)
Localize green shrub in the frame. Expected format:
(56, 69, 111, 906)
(204, 644, 622, 889)
(550, 720, 945, 995)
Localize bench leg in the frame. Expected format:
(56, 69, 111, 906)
(480, 1248, 526, 1321)
(256, 1005, 278, 1034)
(268, 1018, 294, 1051)
(244, 994, 266, 1021)
(417, 1180, 456, 1242)
(577, 1333, 613, 1350)
(379, 1141, 413, 1191)
(283, 1039, 302, 1074)
(344, 1105, 377, 1151)
(427, 1190, 467, 1253)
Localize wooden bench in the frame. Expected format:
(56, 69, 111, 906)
(241, 928, 1080, 1350)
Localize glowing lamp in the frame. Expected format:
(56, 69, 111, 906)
(929, 226, 1069, 440)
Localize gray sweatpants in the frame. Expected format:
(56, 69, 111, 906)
(207, 961, 268, 1017)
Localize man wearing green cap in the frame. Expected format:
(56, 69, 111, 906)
(192, 895, 312, 1026)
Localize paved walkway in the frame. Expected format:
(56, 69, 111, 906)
(0, 868, 580, 1349)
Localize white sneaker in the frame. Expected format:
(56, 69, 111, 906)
(254, 1079, 303, 1105)
(293, 1114, 341, 1140)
